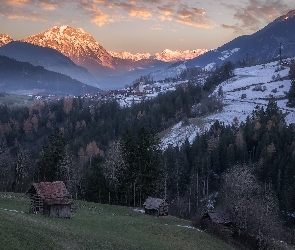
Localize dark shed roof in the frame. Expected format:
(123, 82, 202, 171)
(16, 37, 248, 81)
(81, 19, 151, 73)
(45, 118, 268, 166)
(26, 181, 71, 205)
(143, 197, 167, 210)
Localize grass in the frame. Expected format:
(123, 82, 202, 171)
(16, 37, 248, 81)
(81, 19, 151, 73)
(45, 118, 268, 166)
(0, 94, 31, 105)
(0, 193, 234, 250)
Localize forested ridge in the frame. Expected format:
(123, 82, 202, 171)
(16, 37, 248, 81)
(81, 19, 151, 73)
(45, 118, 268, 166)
(2, 61, 295, 246)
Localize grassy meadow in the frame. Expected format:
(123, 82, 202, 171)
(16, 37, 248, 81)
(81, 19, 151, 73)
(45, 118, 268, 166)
(0, 94, 31, 106)
(0, 193, 233, 250)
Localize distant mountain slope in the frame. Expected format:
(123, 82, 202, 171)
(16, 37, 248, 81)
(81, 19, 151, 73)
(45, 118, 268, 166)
(0, 34, 13, 47)
(0, 55, 99, 95)
(186, 10, 295, 69)
(0, 41, 98, 87)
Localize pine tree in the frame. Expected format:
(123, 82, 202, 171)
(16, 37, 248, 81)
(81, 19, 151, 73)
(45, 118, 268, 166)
(120, 127, 163, 206)
(287, 78, 295, 107)
(35, 128, 67, 182)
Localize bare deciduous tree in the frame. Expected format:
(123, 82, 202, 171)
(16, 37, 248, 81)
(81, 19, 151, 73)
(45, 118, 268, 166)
(219, 165, 283, 245)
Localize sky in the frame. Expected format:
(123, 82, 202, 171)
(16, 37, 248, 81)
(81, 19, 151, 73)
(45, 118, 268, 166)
(0, 0, 294, 54)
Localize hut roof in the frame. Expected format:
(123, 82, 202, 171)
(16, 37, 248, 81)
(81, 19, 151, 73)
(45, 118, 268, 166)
(26, 181, 71, 205)
(204, 211, 232, 224)
(143, 197, 167, 210)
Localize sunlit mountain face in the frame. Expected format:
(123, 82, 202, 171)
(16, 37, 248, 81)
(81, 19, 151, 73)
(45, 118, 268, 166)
(21, 25, 115, 69)
(0, 34, 13, 47)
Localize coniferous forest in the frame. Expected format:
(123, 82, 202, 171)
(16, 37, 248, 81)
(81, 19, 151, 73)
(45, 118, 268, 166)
(1, 61, 295, 245)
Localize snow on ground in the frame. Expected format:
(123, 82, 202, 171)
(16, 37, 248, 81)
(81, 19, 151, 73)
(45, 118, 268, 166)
(133, 208, 145, 213)
(0, 208, 24, 213)
(161, 122, 202, 149)
(218, 48, 240, 61)
(161, 60, 295, 150)
(177, 225, 203, 232)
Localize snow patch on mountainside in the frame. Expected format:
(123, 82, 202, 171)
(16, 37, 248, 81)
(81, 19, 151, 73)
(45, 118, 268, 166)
(160, 60, 295, 149)
(0, 34, 13, 47)
(218, 48, 240, 61)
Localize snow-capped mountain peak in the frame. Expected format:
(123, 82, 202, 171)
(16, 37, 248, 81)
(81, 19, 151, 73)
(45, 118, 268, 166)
(109, 51, 151, 61)
(154, 49, 208, 62)
(109, 48, 208, 63)
(0, 34, 13, 47)
(22, 25, 114, 69)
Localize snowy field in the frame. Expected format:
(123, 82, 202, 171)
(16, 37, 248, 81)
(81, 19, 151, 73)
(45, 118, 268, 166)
(161, 60, 295, 149)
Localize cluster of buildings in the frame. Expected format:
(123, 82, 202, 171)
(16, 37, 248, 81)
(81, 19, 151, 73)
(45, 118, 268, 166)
(28, 77, 189, 107)
(98, 78, 188, 107)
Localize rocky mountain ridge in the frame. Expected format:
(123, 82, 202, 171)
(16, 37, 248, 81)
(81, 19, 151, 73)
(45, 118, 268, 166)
(0, 34, 13, 47)
(21, 25, 115, 69)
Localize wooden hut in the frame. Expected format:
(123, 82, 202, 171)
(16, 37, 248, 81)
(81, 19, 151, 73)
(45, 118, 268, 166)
(26, 181, 71, 218)
(143, 197, 169, 216)
(201, 210, 233, 236)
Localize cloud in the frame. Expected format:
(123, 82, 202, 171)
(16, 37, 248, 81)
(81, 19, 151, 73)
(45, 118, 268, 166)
(4, 0, 31, 5)
(75, 0, 215, 28)
(7, 14, 38, 21)
(129, 8, 152, 19)
(0, 1, 46, 21)
(1, 0, 216, 29)
(0, 0, 70, 22)
(40, 2, 56, 10)
(221, 23, 243, 33)
(92, 13, 114, 26)
(176, 5, 214, 28)
(114, 2, 152, 20)
(158, 5, 174, 21)
(225, 0, 291, 31)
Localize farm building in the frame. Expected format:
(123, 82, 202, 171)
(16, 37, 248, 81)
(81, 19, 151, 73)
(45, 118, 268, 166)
(201, 210, 233, 236)
(26, 181, 72, 218)
(143, 197, 169, 216)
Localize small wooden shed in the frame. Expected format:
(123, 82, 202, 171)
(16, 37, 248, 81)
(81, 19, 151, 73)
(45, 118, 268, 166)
(143, 197, 169, 216)
(201, 210, 233, 235)
(26, 181, 71, 218)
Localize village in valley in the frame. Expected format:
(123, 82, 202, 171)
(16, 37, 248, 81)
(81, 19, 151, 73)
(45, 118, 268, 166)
(30, 76, 191, 107)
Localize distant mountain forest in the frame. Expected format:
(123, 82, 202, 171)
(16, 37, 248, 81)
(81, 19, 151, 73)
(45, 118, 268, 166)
(0, 55, 98, 95)
(1, 60, 295, 245)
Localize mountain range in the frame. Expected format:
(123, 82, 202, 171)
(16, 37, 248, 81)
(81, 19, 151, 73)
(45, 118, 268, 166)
(0, 26, 207, 89)
(0, 9, 295, 92)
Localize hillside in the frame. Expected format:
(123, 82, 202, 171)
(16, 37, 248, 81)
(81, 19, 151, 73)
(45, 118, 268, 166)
(0, 55, 99, 95)
(161, 59, 294, 148)
(0, 193, 233, 250)
(185, 10, 295, 70)
(0, 41, 97, 87)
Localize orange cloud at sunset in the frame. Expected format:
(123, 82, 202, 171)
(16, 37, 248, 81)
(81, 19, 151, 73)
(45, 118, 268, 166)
(176, 7, 214, 29)
(6, 0, 30, 5)
(129, 8, 152, 20)
(92, 13, 114, 26)
(40, 2, 56, 11)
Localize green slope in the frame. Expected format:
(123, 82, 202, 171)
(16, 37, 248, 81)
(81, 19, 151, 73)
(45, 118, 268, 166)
(0, 193, 233, 250)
